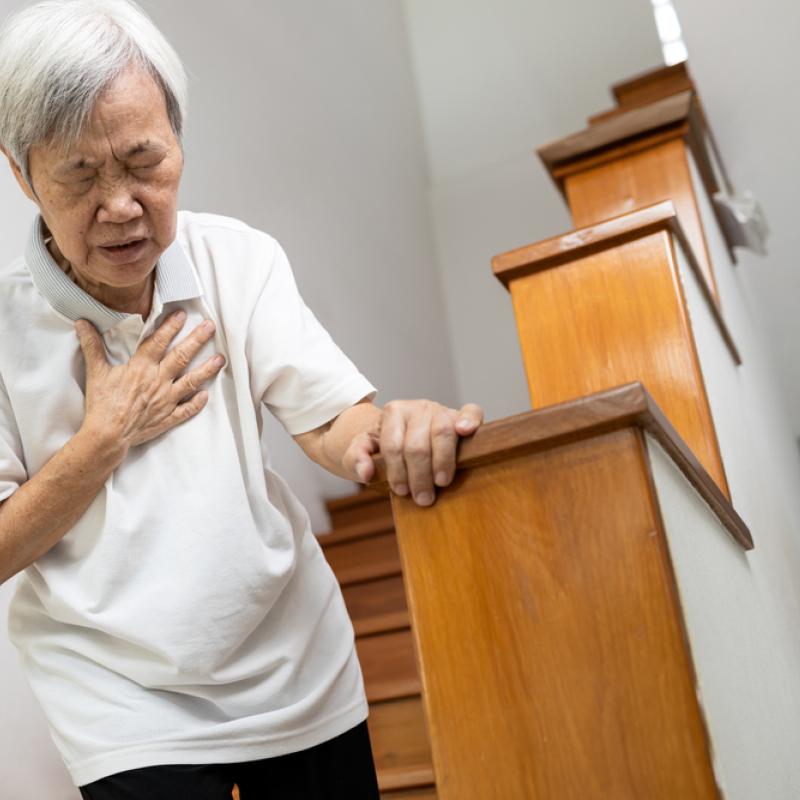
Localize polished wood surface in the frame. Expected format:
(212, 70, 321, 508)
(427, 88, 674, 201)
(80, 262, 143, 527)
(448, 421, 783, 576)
(326, 487, 392, 528)
(368, 696, 432, 772)
(354, 610, 410, 638)
(323, 530, 402, 586)
(538, 91, 693, 173)
(589, 63, 695, 124)
(358, 627, 421, 702)
(317, 513, 396, 547)
(318, 492, 435, 795)
(378, 765, 436, 793)
(388, 424, 722, 799)
(382, 789, 437, 800)
(563, 137, 720, 301)
(341, 573, 408, 622)
(372, 383, 751, 550)
(495, 215, 732, 498)
(492, 201, 740, 365)
(538, 68, 739, 288)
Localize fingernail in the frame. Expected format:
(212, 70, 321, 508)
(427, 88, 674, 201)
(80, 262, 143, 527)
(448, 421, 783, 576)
(435, 471, 449, 487)
(394, 483, 409, 496)
(415, 491, 434, 507)
(213, 354, 226, 367)
(174, 310, 187, 322)
(202, 320, 215, 332)
(356, 462, 368, 482)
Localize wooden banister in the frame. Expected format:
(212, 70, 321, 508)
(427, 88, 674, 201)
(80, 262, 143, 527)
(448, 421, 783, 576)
(371, 384, 751, 799)
(491, 202, 736, 498)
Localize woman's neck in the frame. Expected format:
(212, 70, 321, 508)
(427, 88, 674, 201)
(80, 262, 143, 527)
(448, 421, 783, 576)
(46, 237, 154, 319)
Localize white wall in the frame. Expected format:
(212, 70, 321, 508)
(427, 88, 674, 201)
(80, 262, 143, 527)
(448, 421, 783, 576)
(673, 0, 800, 437)
(649, 437, 800, 797)
(0, 2, 455, 796)
(401, 0, 664, 420)
(666, 192, 800, 791)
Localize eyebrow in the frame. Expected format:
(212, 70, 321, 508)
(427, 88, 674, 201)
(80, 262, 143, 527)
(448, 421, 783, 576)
(60, 142, 164, 171)
(121, 141, 163, 158)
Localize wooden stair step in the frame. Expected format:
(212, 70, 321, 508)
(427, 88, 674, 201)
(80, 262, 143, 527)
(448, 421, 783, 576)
(343, 574, 408, 623)
(316, 513, 396, 549)
(324, 531, 402, 587)
(369, 695, 432, 773)
(378, 765, 436, 793)
(367, 677, 422, 704)
(354, 610, 410, 638)
(326, 487, 392, 528)
(358, 627, 420, 703)
(381, 789, 437, 800)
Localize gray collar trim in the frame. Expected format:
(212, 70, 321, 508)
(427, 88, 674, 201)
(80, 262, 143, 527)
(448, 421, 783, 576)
(25, 216, 203, 332)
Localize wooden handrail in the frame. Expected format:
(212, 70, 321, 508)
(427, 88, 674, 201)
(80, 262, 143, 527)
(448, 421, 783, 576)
(372, 382, 752, 550)
(492, 201, 741, 365)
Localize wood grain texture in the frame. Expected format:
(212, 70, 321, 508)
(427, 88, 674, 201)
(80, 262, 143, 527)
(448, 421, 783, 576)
(506, 228, 731, 499)
(538, 73, 738, 270)
(378, 765, 436, 793)
(368, 696, 432, 773)
(342, 574, 408, 623)
(370, 383, 751, 550)
(391, 428, 721, 799)
(549, 125, 687, 183)
(317, 513, 396, 548)
(358, 627, 422, 703)
(322, 531, 401, 587)
(326, 488, 392, 528)
(538, 91, 693, 170)
(610, 63, 694, 113)
(492, 201, 740, 364)
(563, 137, 720, 303)
(382, 790, 437, 800)
(354, 610, 411, 638)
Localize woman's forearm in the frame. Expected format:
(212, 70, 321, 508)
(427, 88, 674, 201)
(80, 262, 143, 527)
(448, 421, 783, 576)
(293, 400, 381, 482)
(0, 423, 128, 585)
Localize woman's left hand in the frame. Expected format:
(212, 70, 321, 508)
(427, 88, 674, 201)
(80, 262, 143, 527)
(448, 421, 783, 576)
(345, 400, 484, 506)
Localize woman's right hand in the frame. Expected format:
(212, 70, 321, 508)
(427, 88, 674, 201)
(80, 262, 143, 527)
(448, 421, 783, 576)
(75, 310, 226, 450)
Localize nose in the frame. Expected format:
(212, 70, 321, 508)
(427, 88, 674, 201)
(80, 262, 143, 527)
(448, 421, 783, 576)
(95, 182, 144, 225)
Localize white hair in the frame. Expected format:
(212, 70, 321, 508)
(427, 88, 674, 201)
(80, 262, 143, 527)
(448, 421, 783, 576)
(0, 0, 187, 184)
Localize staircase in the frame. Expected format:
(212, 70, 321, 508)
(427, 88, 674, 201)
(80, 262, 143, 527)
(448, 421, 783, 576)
(318, 488, 436, 799)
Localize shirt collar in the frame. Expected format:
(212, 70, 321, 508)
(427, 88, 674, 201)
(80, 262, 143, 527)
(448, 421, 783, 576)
(25, 215, 203, 332)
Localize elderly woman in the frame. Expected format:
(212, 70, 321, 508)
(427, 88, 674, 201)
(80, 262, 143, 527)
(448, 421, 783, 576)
(0, 1, 482, 797)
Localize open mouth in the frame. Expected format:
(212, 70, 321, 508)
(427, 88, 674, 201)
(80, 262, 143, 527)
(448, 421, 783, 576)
(102, 239, 146, 254)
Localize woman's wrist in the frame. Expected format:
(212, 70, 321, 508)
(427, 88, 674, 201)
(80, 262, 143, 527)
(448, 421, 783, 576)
(75, 419, 130, 470)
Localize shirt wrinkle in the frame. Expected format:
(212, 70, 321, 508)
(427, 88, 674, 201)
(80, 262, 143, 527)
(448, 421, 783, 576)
(0, 210, 376, 786)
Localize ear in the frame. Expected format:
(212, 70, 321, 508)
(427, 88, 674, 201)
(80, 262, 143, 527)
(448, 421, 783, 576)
(0, 145, 38, 204)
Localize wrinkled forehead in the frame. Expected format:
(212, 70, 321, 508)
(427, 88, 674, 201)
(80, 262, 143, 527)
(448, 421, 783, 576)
(36, 68, 177, 169)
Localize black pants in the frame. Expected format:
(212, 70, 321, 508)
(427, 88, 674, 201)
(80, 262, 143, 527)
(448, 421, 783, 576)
(78, 721, 380, 799)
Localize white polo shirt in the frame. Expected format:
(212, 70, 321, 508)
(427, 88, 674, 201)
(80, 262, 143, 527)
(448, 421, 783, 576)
(0, 211, 376, 787)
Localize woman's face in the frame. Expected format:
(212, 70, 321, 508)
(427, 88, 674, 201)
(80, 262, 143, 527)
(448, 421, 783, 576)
(14, 65, 183, 296)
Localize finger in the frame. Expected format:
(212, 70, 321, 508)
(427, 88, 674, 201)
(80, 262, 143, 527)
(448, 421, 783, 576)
(403, 411, 435, 506)
(171, 353, 226, 402)
(380, 402, 409, 496)
(431, 409, 459, 488)
(141, 390, 209, 443)
(454, 402, 484, 435)
(75, 319, 109, 377)
(160, 319, 217, 379)
(139, 310, 188, 361)
(343, 432, 379, 483)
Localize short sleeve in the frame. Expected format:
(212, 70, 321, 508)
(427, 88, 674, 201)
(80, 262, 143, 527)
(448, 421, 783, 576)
(0, 372, 27, 502)
(246, 239, 377, 436)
